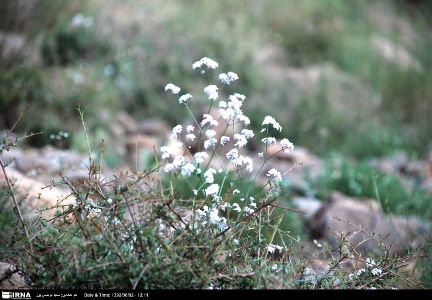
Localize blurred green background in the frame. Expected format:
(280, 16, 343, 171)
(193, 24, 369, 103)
(1, 0, 431, 162)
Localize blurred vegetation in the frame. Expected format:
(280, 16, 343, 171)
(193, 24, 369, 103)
(308, 155, 432, 220)
(1, 0, 431, 162)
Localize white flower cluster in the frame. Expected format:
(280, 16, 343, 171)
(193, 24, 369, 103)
(219, 93, 250, 126)
(195, 205, 228, 231)
(266, 168, 282, 181)
(165, 83, 181, 95)
(349, 257, 384, 284)
(161, 57, 295, 230)
(219, 72, 239, 85)
(267, 244, 284, 254)
(179, 93, 193, 105)
(226, 149, 253, 172)
(204, 85, 219, 101)
(70, 199, 102, 218)
(262, 116, 282, 132)
(192, 57, 219, 70)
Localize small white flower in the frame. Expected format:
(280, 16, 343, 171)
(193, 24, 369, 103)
(219, 72, 239, 85)
(241, 129, 254, 139)
(232, 203, 241, 213)
(179, 93, 192, 104)
(192, 61, 203, 69)
(262, 116, 282, 132)
(267, 244, 276, 253)
(172, 155, 185, 169)
(243, 156, 253, 172)
(258, 152, 264, 157)
(194, 152, 209, 164)
(186, 125, 195, 133)
(164, 163, 175, 172)
(88, 207, 101, 218)
(209, 208, 220, 224)
(220, 136, 230, 145)
(280, 138, 294, 153)
(202, 57, 219, 69)
(165, 83, 181, 94)
(205, 129, 217, 138)
(271, 264, 278, 271)
(365, 258, 376, 268)
(193, 57, 219, 69)
(219, 73, 229, 84)
(233, 189, 240, 194)
(204, 138, 217, 149)
(204, 183, 220, 197)
(186, 133, 196, 141)
(204, 85, 219, 101)
(204, 168, 217, 184)
(267, 168, 282, 181)
(371, 268, 382, 276)
(232, 93, 245, 101)
(261, 137, 277, 145)
(201, 114, 218, 127)
(160, 146, 172, 159)
(171, 125, 183, 139)
(233, 133, 248, 148)
(226, 149, 238, 160)
(181, 163, 195, 177)
(228, 72, 239, 81)
(217, 220, 228, 231)
(243, 206, 253, 214)
(238, 115, 250, 125)
(196, 208, 206, 218)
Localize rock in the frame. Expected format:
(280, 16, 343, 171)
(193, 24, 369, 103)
(1, 146, 89, 181)
(134, 119, 172, 138)
(0, 167, 71, 220)
(367, 151, 409, 175)
(306, 190, 430, 256)
(251, 145, 323, 186)
(269, 145, 323, 178)
(0, 262, 27, 289)
(291, 196, 322, 220)
(372, 35, 423, 72)
(114, 110, 138, 133)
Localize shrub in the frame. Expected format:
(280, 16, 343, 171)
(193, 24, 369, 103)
(0, 58, 429, 289)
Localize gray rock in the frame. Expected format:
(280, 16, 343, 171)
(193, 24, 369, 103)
(306, 190, 430, 256)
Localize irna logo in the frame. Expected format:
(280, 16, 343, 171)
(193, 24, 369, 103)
(1, 291, 31, 299)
